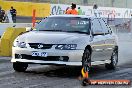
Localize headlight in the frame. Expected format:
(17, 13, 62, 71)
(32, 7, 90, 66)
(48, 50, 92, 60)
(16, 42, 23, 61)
(13, 41, 27, 48)
(55, 44, 77, 50)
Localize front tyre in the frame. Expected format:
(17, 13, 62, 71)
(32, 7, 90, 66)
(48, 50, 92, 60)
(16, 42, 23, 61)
(105, 46, 118, 70)
(13, 62, 28, 72)
(82, 49, 91, 72)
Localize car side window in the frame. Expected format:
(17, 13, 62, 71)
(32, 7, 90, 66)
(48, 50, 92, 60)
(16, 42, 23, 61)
(92, 18, 104, 35)
(99, 19, 111, 34)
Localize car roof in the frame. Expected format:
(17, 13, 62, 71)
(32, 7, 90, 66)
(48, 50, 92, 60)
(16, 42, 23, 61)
(49, 15, 96, 19)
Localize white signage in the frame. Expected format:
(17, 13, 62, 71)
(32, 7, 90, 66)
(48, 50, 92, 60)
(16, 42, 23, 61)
(51, 4, 132, 18)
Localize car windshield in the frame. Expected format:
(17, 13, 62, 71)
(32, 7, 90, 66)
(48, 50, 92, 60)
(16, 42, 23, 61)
(35, 17, 90, 34)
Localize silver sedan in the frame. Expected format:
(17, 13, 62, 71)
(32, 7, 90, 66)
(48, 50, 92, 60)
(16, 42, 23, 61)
(11, 15, 118, 72)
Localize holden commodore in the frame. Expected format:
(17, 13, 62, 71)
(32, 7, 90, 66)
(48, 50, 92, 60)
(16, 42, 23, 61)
(11, 15, 118, 72)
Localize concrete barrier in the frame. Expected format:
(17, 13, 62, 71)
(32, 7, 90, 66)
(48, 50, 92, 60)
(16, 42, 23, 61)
(0, 27, 26, 56)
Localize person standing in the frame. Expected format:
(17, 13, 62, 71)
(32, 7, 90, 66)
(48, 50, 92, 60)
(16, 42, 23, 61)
(78, 7, 83, 15)
(6, 10, 13, 23)
(93, 4, 100, 17)
(10, 6, 17, 23)
(0, 6, 5, 23)
(66, 3, 78, 15)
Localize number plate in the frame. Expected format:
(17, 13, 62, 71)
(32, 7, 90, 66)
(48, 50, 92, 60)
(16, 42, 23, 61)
(32, 52, 48, 57)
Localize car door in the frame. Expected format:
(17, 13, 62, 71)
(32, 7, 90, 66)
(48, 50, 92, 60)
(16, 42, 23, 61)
(99, 19, 115, 60)
(91, 18, 107, 61)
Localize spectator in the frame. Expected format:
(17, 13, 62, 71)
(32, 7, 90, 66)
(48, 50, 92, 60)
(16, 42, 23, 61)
(0, 6, 5, 23)
(10, 6, 17, 23)
(93, 4, 100, 17)
(6, 10, 13, 23)
(66, 3, 78, 15)
(93, 4, 98, 9)
(78, 7, 83, 15)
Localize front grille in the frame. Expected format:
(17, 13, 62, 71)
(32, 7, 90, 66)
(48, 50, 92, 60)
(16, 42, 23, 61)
(29, 43, 53, 49)
(15, 54, 69, 61)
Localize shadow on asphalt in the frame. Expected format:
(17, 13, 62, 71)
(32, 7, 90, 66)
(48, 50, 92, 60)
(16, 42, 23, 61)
(24, 65, 118, 79)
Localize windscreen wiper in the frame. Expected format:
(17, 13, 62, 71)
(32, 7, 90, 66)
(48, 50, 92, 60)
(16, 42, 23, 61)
(69, 31, 88, 34)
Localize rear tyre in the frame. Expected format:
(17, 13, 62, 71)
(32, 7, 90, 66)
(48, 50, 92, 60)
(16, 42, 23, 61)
(105, 46, 118, 70)
(13, 62, 28, 72)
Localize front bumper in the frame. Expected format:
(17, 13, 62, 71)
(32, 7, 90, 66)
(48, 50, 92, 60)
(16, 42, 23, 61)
(11, 58, 111, 66)
(11, 47, 84, 66)
(11, 59, 82, 66)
